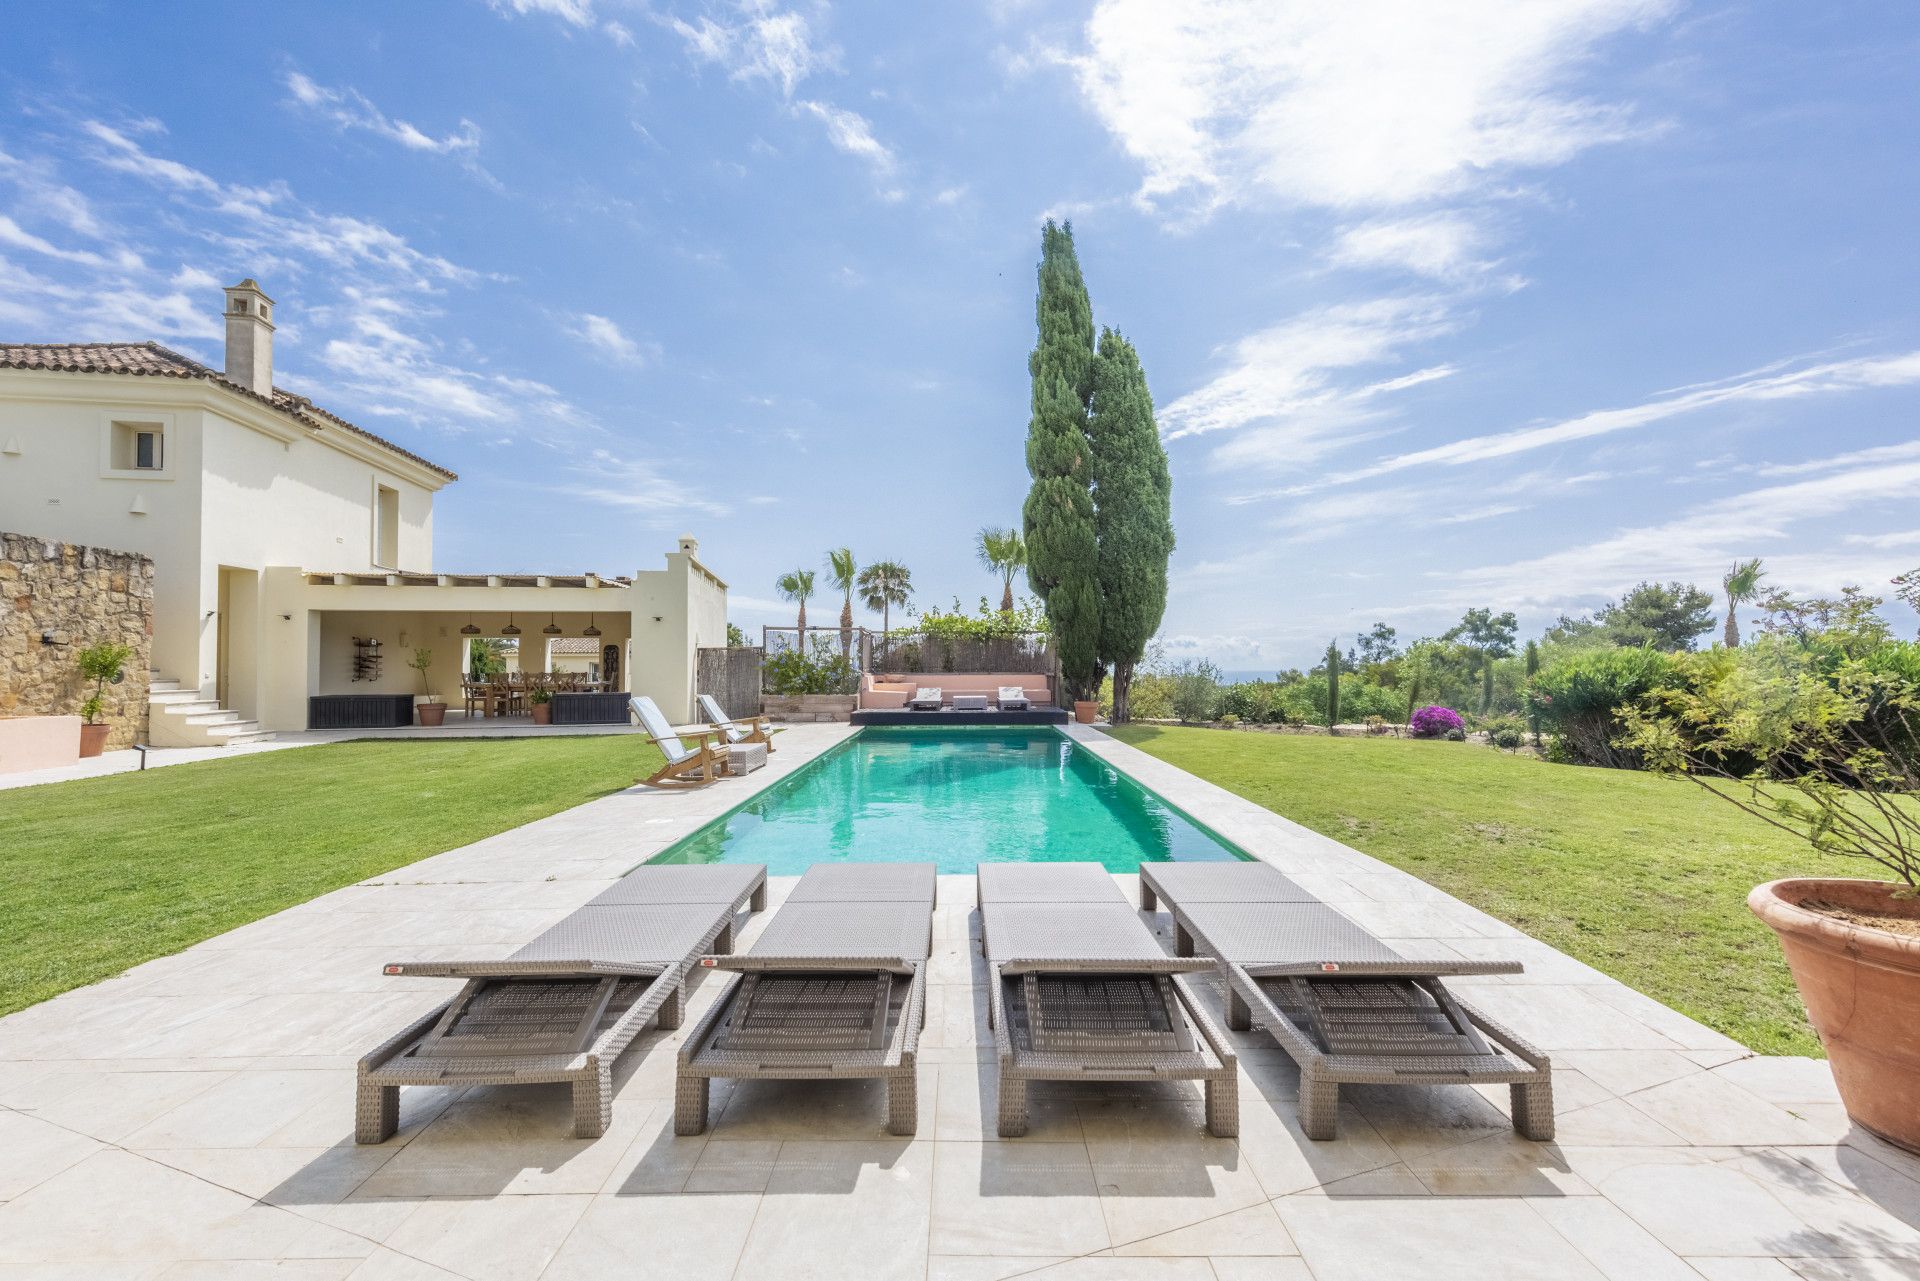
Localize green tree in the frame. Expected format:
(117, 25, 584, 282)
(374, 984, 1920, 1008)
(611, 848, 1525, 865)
(1722, 557, 1767, 648)
(1325, 639, 1341, 728)
(975, 527, 1027, 614)
(775, 568, 815, 636)
(1596, 580, 1717, 651)
(468, 637, 509, 679)
(1021, 219, 1102, 701)
(856, 560, 912, 639)
(1524, 638, 1541, 744)
(1446, 607, 1519, 714)
(1088, 328, 1174, 724)
(1357, 623, 1399, 667)
(75, 641, 133, 725)
(826, 547, 858, 656)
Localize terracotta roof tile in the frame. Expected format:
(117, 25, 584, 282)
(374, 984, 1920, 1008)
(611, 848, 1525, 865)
(0, 341, 457, 480)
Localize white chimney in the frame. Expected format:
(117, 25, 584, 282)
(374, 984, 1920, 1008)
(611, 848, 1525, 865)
(678, 534, 700, 558)
(222, 278, 275, 393)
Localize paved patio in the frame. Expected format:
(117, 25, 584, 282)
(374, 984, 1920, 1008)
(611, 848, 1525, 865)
(1, 723, 1916, 1279)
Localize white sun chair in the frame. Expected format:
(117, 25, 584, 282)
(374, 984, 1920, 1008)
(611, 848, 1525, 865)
(630, 695, 729, 788)
(697, 693, 775, 751)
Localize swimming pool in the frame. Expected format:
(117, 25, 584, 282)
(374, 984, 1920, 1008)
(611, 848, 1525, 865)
(647, 726, 1248, 875)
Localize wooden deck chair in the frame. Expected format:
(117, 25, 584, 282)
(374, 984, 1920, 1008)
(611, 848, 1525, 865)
(697, 693, 777, 751)
(629, 695, 729, 788)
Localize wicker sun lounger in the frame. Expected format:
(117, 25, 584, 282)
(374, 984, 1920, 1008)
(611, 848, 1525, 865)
(907, 687, 942, 711)
(978, 862, 1238, 1138)
(676, 862, 938, 1136)
(356, 863, 767, 1143)
(1137, 860, 1553, 1141)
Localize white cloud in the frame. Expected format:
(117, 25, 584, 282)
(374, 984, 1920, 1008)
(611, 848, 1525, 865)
(793, 99, 899, 192)
(285, 72, 480, 155)
(669, 5, 828, 97)
(1303, 348, 1920, 492)
(569, 312, 657, 365)
(1161, 296, 1459, 473)
(492, 0, 596, 26)
(1067, 0, 1673, 215)
(1846, 529, 1920, 550)
(556, 448, 731, 522)
(1326, 212, 1500, 282)
(0, 214, 139, 269)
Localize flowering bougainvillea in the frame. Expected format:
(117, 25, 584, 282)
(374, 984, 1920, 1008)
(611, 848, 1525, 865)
(1408, 705, 1465, 738)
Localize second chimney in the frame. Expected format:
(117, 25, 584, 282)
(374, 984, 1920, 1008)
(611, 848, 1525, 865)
(222, 278, 275, 393)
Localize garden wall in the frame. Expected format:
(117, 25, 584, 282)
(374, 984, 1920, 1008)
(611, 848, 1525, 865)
(1, 531, 153, 750)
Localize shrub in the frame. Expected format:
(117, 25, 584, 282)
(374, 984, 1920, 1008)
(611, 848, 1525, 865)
(1168, 660, 1222, 724)
(1364, 714, 1390, 735)
(764, 645, 856, 695)
(1409, 705, 1465, 738)
(1492, 726, 1524, 750)
(1218, 713, 1240, 728)
(1530, 647, 1677, 768)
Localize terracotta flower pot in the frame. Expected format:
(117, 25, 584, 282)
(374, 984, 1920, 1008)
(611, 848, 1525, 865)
(416, 702, 447, 727)
(1074, 701, 1099, 724)
(531, 703, 552, 726)
(78, 723, 110, 758)
(1749, 878, 1920, 1153)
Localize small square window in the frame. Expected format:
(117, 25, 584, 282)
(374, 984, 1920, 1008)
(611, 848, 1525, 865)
(110, 420, 166, 471)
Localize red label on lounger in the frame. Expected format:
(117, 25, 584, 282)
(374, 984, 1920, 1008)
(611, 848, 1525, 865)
(383, 965, 403, 975)
(700, 957, 716, 967)
(1320, 962, 1339, 972)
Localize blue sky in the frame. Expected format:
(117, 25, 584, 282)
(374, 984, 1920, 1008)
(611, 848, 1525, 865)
(4, 1, 1918, 668)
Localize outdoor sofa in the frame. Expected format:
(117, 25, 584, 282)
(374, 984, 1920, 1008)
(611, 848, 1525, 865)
(356, 863, 767, 1142)
(979, 862, 1238, 1138)
(676, 862, 937, 1136)
(1138, 860, 1554, 1141)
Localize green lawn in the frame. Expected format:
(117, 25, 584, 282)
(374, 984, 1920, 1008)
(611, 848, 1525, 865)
(0, 737, 659, 1017)
(1109, 725, 1825, 1056)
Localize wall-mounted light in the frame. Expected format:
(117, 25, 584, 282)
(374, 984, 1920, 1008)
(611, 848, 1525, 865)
(652, 615, 663, 623)
(281, 613, 292, 621)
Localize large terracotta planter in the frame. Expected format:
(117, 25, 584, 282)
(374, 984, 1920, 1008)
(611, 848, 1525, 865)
(1074, 701, 1099, 724)
(1750, 878, 1920, 1153)
(416, 702, 447, 727)
(530, 703, 552, 726)
(77, 723, 110, 758)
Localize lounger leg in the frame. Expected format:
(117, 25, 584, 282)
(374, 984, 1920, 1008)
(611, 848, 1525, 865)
(571, 1063, 613, 1139)
(1227, 986, 1252, 1032)
(675, 1072, 711, 1136)
(1174, 923, 1194, 957)
(714, 918, 736, 954)
(657, 981, 685, 1031)
(887, 1073, 918, 1136)
(750, 882, 767, 912)
(1512, 1078, 1555, 1141)
(1299, 1071, 1340, 1141)
(355, 1079, 399, 1145)
(997, 1074, 1029, 1138)
(1205, 1073, 1239, 1139)
(1139, 881, 1157, 911)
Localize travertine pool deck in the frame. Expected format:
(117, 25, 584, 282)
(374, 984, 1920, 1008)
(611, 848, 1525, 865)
(1, 721, 1916, 1279)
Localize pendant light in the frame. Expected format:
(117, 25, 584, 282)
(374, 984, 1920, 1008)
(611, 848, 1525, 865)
(542, 613, 562, 636)
(582, 613, 602, 638)
(501, 612, 521, 637)
(460, 614, 481, 636)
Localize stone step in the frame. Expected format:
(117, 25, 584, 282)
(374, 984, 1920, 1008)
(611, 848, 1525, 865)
(148, 678, 183, 694)
(149, 690, 210, 706)
(219, 730, 276, 746)
(183, 710, 245, 727)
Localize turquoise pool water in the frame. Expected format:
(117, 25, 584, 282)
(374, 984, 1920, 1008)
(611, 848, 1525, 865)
(648, 727, 1247, 874)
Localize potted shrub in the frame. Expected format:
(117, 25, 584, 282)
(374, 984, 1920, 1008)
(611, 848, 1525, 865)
(528, 687, 553, 726)
(75, 640, 133, 757)
(408, 648, 446, 727)
(1625, 647, 1920, 1152)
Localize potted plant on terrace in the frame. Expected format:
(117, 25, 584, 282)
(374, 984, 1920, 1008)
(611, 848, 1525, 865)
(75, 640, 133, 757)
(409, 648, 446, 727)
(1624, 646, 1920, 1152)
(528, 687, 553, 726)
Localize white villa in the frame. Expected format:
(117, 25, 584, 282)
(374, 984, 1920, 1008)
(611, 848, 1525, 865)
(0, 279, 728, 745)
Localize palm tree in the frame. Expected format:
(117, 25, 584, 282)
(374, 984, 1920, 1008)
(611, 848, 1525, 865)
(976, 526, 1027, 613)
(856, 560, 912, 642)
(1722, 558, 1767, 647)
(826, 547, 858, 657)
(775, 568, 815, 637)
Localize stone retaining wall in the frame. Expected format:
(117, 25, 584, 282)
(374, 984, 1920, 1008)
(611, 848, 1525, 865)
(760, 693, 856, 723)
(1, 531, 154, 750)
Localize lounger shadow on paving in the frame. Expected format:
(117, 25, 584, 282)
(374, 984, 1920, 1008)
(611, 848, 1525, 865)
(1138, 860, 1554, 1142)
(675, 862, 938, 1136)
(356, 863, 767, 1143)
(979, 862, 1239, 1139)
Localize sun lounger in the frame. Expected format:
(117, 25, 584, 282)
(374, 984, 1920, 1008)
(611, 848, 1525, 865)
(1138, 860, 1553, 1141)
(676, 862, 938, 1136)
(978, 862, 1238, 1138)
(997, 686, 1031, 711)
(631, 694, 729, 787)
(356, 863, 767, 1143)
(907, 687, 942, 711)
(697, 693, 776, 751)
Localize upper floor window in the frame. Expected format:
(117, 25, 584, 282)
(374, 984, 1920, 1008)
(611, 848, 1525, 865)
(373, 482, 400, 569)
(104, 417, 170, 477)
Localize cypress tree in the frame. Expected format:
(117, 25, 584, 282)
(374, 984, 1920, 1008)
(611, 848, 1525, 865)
(1326, 639, 1341, 728)
(1089, 328, 1173, 724)
(1524, 639, 1541, 744)
(1022, 221, 1101, 700)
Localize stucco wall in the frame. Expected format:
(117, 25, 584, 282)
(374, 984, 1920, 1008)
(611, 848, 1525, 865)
(0, 531, 153, 749)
